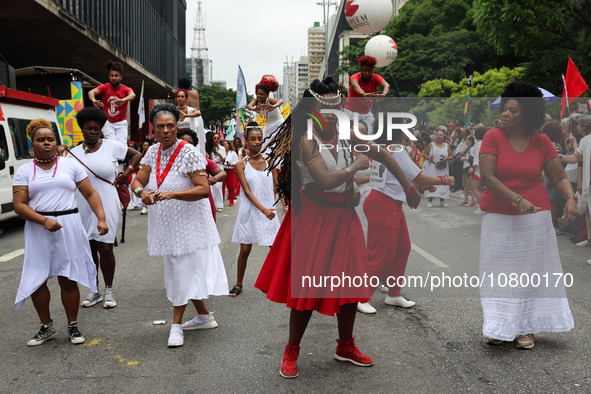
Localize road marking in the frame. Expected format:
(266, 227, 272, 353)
(411, 243, 449, 268)
(0, 249, 24, 262)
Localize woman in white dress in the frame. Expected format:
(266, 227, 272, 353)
(13, 119, 108, 346)
(131, 103, 228, 347)
(229, 126, 280, 296)
(206, 133, 226, 212)
(422, 130, 453, 207)
(68, 107, 142, 310)
(175, 88, 205, 157)
(247, 76, 284, 148)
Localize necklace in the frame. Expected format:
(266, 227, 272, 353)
(83, 138, 103, 154)
(313, 126, 337, 145)
(35, 156, 56, 163)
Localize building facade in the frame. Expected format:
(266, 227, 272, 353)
(308, 22, 326, 83)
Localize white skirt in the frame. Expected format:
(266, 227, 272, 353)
(211, 182, 224, 209)
(15, 213, 98, 310)
(423, 161, 450, 199)
(479, 211, 574, 340)
(163, 245, 228, 306)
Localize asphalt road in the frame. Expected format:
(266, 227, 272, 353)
(0, 196, 590, 393)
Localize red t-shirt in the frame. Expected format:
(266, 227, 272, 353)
(479, 128, 557, 215)
(344, 72, 385, 114)
(97, 83, 133, 123)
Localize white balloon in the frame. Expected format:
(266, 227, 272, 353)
(364, 35, 398, 67)
(345, 0, 394, 35)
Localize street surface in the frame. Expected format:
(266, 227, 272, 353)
(0, 196, 590, 393)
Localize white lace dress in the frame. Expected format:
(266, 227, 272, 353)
(141, 141, 228, 305)
(231, 160, 280, 245)
(423, 143, 450, 199)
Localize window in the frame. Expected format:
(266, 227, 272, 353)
(0, 125, 7, 160)
(7, 119, 61, 160)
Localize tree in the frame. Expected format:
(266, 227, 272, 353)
(473, 0, 591, 94)
(336, 0, 516, 96)
(418, 67, 525, 97)
(196, 85, 239, 126)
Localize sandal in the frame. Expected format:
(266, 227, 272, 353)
(229, 285, 243, 297)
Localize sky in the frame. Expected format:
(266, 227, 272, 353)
(185, 0, 338, 93)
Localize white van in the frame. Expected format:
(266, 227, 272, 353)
(0, 86, 61, 221)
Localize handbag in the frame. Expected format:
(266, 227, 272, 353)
(67, 148, 131, 207)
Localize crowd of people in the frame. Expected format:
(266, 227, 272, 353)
(10, 58, 587, 380)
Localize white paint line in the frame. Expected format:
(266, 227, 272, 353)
(0, 249, 25, 262)
(411, 243, 449, 268)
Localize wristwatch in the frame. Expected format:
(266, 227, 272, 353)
(134, 187, 145, 197)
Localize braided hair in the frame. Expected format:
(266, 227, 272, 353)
(263, 76, 354, 211)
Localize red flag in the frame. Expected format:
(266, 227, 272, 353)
(561, 57, 588, 118)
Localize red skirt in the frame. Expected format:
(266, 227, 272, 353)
(255, 189, 371, 316)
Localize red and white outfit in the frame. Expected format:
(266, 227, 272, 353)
(222, 149, 239, 203)
(344, 72, 385, 134)
(364, 149, 420, 297)
(479, 128, 574, 341)
(96, 83, 133, 145)
(255, 137, 371, 316)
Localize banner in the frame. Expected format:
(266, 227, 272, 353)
(236, 66, 247, 110)
(138, 80, 145, 128)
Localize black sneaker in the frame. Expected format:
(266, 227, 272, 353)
(68, 321, 85, 344)
(570, 236, 585, 244)
(27, 321, 57, 346)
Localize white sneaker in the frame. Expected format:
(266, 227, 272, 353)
(103, 287, 117, 309)
(576, 240, 590, 247)
(385, 295, 415, 308)
(473, 207, 484, 214)
(587, 259, 591, 265)
(440, 201, 449, 207)
(81, 292, 103, 307)
(168, 324, 184, 347)
(379, 284, 389, 293)
(140, 207, 148, 215)
(357, 302, 377, 314)
(427, 202, 433, 208)
(181, 313, 218, 330)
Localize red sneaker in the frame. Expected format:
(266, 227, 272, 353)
(468, 202, 476, 206)
(280, 344, 300, 378)
(334, 337, 374, 366)
(229, 201, 234, 206)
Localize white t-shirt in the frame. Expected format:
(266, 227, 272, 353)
(177, 106, 197, 130)
(224, 150, 239, 169)
(369, 149, 421, 202)
(576, 135, 591, 196)
(13, 158, 87, 211)
(211, 145, 226, 166)
(471, 140, 482, 177)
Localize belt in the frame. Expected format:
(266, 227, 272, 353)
(35, 208, 79, 217)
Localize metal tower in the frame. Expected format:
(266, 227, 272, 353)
(190, 0, 210, 87)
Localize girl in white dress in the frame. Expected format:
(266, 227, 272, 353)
(247, 75, 284, 149)
(13, 119, 108, 346)
(229, 126, 280, 296)
(206, 133, 226, 211)
(131, 103, 228, 347)
(422, 130, 453, 207)
(175, 88, 206, 157)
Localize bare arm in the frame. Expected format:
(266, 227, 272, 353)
(208, 166, 227, 185)
(187, 90, 200, 111)
(13, 186, 61, 230)
(378, 80, 390, 96)
(350, 79, 367, 96)
(88, 87, 103, 108)
(545, 158, 578, 222)
(116, 147, 142, 185)
(246, 99, 258, 111)
(560, 151, 582, 164)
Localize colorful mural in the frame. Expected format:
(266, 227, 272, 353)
(56, 81, 84, 146)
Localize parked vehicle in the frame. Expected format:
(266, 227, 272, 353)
(0, 86, 61, 221)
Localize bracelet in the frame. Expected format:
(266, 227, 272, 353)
(403, 184, 418, 196)
(134, 187, 145, 197)
(127, 165, 135, 172)
(345, 166, 353, 175)
(567, 193, 578, 202)
(437, 175, 451, 186)
(511, 194, 523, 207)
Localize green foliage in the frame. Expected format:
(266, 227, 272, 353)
(196, 85, 240, 125)
(473, 0, 591, 93)
(337, 0, 516, 96)
(418, 67, 525, 97)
